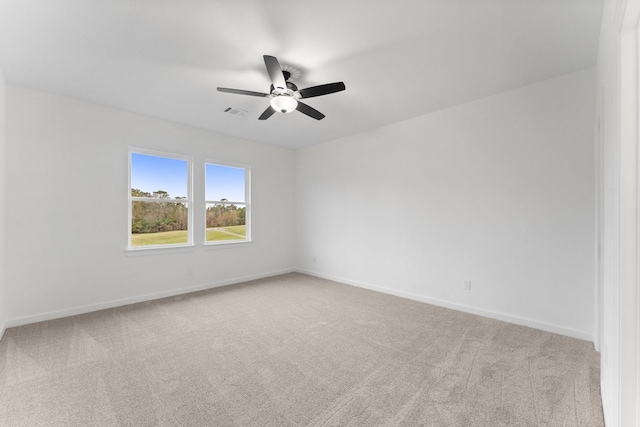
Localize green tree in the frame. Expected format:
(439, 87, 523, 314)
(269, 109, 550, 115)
(131, 189, 188, 233)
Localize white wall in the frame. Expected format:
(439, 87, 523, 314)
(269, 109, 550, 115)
(4, 85, 295, 324)
(0, 69, 6, 339)
(3, 69, 598, 342)
(295, 68, 596, 340)
(596, 2, 618, 423)
(596, 0, 640, 425)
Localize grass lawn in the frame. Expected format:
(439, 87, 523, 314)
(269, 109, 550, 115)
(206, 225, 246, 242)
(131, 225, 246, 246)
(221, 225, 246, 235)
(131, 230, 188, 246)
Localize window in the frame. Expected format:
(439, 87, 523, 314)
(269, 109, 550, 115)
(129, 150, 192, 249)
(205, 162, 250, 244)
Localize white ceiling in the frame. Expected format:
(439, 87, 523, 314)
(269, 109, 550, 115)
(0, 0, 603, 150)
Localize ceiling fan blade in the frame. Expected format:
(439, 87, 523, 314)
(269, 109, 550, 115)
(298, 82, 346, 99)
(296, 101, 325, 120)
(217, 87, 270, 97)
(263, 55, 287, 91)
(258, 106, 276, 120)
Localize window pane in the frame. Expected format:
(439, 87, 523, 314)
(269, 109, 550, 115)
(131, 153, 188, 199)
(205, 164, 245, 202)
(131, 201, 189, 246)
(129, 151, 191, 249)
(205, 202, 246, 242)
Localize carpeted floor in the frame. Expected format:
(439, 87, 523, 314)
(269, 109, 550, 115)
(0, 273, 603, 426)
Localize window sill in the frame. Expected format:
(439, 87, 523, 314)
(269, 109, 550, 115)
(125, 244, 196, 257)
(203, 240, 252, 249)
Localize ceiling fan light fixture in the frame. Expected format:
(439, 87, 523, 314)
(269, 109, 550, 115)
(270, 95, 298, 113)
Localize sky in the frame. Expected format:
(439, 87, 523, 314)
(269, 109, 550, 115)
(131, 153, 188, 198)
(131, 153, 245, 202)
(206, 163, 245, 202)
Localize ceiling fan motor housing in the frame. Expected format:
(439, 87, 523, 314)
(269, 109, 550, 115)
(270, 81, 299, 95)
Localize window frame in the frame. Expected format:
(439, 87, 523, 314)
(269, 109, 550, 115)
(127, 148, 194, 251)
(204, 160, 251, 246)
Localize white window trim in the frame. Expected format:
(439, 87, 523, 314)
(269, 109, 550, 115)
(127, 148, 194, 251)
(204, 159, 251, 246)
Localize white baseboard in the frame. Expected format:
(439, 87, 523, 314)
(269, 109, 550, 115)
(296, 268, 593, 342)
(5, 268, 295, 328)
(3, 268, 593, 343)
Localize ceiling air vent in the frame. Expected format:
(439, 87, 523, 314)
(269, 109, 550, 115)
(222, 107, 248, 117)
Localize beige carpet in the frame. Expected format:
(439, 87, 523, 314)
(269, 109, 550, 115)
(0, 273, 603, 426)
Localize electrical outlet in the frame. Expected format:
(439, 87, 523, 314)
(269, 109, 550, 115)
(463, 280, 471, 291)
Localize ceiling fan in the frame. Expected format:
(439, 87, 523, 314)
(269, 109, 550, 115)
(217, 55, 346, 121)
